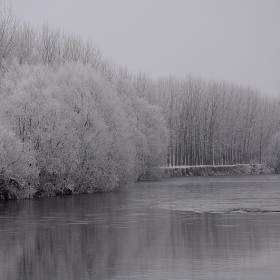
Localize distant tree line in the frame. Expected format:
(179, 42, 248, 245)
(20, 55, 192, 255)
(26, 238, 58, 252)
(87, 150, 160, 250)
(131, 75, 280, 166)
(0, 2, 279, 196)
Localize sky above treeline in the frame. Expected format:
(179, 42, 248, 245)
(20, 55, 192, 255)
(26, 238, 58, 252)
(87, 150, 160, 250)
(7, 0, 280, 97)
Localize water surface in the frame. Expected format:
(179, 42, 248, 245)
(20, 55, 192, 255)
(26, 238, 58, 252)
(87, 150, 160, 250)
(1, 174, 280, 280)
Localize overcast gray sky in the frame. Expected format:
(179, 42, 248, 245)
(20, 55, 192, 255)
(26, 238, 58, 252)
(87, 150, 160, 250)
(8, 0, 280, 96)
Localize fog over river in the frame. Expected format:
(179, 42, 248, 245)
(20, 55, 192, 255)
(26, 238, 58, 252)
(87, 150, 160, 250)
(1, 175, 280, 280)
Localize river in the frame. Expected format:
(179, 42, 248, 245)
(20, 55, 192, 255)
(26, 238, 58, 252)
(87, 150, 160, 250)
(1, 174, 280, 280)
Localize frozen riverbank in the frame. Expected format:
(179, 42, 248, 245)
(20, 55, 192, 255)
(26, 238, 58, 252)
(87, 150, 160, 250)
(160, 164, 274, 177)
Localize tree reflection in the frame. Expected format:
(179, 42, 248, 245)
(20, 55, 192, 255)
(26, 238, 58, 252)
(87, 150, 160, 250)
(0, 194, 280, 280)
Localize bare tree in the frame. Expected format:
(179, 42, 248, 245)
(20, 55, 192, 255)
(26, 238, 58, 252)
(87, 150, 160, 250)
(0, 1, 18, 63)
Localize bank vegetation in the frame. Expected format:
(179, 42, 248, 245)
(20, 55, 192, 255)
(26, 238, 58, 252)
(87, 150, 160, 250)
(0, 3, 280, 199)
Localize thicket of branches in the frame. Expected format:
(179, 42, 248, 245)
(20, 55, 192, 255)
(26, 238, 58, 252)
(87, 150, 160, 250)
(0, 2, 280, 197)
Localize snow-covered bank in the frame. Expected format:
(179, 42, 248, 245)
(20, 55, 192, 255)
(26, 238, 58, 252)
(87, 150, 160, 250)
(160, 164, 274, 177)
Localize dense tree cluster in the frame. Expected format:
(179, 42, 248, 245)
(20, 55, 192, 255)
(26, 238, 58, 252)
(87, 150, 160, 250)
(0, 2, 280, 197)
(0, 4, 168, 194)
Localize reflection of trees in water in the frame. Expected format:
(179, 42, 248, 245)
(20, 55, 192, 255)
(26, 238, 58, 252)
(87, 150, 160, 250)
(170, 212, 261, 260)
(0, 195, 280, 279)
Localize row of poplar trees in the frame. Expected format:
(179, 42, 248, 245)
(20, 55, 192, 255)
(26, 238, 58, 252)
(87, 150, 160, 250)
(132, 75, 280, 166)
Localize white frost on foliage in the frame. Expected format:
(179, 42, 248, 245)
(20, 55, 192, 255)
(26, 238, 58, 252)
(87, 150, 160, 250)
(0, 60, 169, 190)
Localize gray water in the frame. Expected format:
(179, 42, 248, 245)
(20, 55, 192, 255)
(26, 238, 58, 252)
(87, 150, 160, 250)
(1, 174, 280, 280)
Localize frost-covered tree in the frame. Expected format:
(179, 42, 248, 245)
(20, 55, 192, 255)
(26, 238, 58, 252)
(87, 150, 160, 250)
(0, 1, 18, 63)
(263, 132, 280, 172)
(115, 76, 169, 177)
(0, 123, 38, 189)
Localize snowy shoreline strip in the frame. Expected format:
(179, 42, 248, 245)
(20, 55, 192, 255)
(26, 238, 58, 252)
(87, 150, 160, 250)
(159, 164, 274, 177)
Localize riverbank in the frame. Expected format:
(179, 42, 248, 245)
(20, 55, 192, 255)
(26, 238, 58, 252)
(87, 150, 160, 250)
(160, 164, 274, 177)
(0, 164, 275, 200)
(0, 171, 118, 200)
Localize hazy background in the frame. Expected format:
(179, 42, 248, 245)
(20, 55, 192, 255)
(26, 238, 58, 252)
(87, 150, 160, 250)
(8, 0, 280, 96)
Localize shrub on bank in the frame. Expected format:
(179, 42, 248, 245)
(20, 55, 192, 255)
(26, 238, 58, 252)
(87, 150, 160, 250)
(0, 124, 38, 199)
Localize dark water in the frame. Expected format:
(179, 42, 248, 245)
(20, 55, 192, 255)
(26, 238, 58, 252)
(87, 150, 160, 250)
(1, 175, 280, 280)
